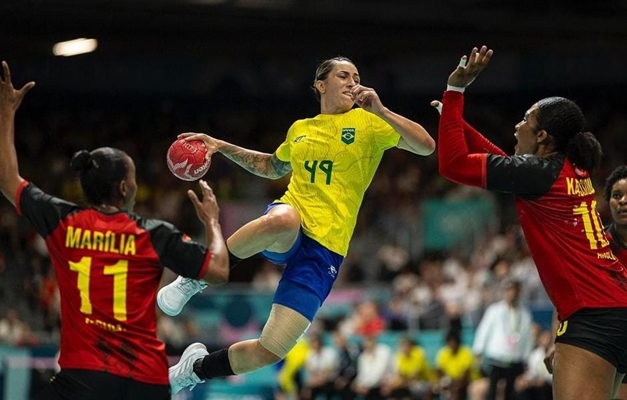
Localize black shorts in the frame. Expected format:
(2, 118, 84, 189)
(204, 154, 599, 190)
(33, 369, 170, 400)
(554, 307, 627, 374)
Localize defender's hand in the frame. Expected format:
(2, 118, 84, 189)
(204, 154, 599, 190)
(188, 180, 220, 225)
(0, 61, 35, 113)
(447, 46, 493, 88)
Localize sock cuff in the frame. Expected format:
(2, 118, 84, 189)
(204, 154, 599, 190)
(202, 348, 235, 379)
(193, 358, 206, 380)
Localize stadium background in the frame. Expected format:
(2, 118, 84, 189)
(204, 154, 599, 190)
(1, 1, 627, 399)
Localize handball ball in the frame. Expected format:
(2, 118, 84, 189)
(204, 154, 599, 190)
(166, 139, 211, 181)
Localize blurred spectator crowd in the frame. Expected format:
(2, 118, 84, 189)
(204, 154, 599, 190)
(269, 321, 553, 400)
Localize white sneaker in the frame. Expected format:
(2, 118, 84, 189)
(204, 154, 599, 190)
(157, 276, 208, 316)
(169, 342, 208, 394)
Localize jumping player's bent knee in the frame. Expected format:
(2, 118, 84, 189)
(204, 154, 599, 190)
(265, 206, 300, 234)
(259, 303, 310, 359)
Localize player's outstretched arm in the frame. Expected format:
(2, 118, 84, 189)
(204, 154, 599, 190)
(350, 84, 435, 156)
(178, 132, 291, 179)
(380, 108, 435, 156)
(436, 47, 495, 188)
(187, 179, 229, 285)
(0, 61, 35, 206)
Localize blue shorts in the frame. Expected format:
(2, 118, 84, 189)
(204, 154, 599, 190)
(260, 204, 344, 322)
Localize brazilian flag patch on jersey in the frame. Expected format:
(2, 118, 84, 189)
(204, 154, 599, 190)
(341, 128, 355, 144)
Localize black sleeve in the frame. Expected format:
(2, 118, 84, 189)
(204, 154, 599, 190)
(138, 216, 209, 279)
(19, 183, 79, 239)
(485, 154, 564, 200)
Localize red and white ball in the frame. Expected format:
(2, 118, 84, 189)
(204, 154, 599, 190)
(166, 139, 211, 181)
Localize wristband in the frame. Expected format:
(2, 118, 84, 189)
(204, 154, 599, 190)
(446, 85, 465, 93)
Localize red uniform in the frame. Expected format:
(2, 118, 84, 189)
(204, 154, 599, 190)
(16, 181, 211, 385)
(438, 91, 627, 320)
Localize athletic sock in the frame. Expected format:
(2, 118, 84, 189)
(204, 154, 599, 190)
(228, 247, 242, 270)
(193, 348, 235, 380)
(193, 358, 206, 380)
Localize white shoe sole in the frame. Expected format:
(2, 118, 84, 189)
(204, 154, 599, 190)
(156, 287, 181, 316)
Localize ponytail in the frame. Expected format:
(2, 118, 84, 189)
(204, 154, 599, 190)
(566, 131, 602, 173)
(535, 97, 600, 173)
(71, 147, 129, 205)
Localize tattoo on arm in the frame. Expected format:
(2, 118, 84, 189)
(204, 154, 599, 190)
(220, 144, 291, 179)
(270, 154, 292, 178)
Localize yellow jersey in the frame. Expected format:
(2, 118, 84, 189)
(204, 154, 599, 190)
(435, 345, 477, 380)
(396, 346, 434, 381)
(276, 108, 400, 256)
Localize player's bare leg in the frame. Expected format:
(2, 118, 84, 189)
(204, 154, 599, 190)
(170, 304, 310, 393)
(226, 339, 281, 374)
(552, 343, 616, 400)
(226, 304, 309, 374)
(227, 204, 301, 258)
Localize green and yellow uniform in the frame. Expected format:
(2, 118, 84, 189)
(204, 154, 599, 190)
(276, 108, 400, 256)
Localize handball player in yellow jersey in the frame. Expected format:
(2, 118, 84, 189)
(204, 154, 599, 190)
(161, 56, 436, 394)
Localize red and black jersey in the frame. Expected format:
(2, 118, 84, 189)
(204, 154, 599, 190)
(606, 224, 627, 267)
(15, 181, 212, 385)
(438, 90, 627, 321)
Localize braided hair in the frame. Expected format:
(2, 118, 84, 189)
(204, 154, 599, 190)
(536, 97, 602, 173)
(70, 147, 130, 206)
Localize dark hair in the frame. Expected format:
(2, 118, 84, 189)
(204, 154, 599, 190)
(70, 147, 130, 205)
(445, 329, 461, 344)
(604, 165, 627, 202)
(399, 335, 416, 347)
(536, 96, 602, 172)
(311, 56, 354, 102)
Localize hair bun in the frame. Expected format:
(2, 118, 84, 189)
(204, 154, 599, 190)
(70, 150, 94, 172)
